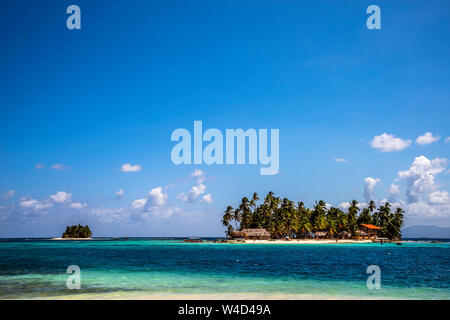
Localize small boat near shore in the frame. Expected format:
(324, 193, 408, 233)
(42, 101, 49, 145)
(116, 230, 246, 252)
(184, 237, 203, 243)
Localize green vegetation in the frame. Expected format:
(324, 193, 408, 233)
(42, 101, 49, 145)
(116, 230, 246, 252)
(62, 224, 92, 238)
(222, 192, 404, 240)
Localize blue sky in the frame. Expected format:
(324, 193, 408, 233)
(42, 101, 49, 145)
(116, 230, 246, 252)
(0, 1, 449, 237)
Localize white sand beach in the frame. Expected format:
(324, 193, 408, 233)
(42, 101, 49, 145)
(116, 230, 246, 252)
(50, 237, 93, 240)
(37, 292, 388, 300)
(240, 239, 374, 244)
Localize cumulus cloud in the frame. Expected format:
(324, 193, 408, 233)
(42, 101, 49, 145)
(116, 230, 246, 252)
(428, 191, 449, 205)
(70, 202, 87, 209)
(121, 163, 142, 172)
(132, 187, 168, 211)
(395, 155, 450, 220)
(364, 177, 381, 201)
(1, 190, 15, 200)
(177, 170, 211, 203)
(177, 183, 206, 203)
(338, 202, 351, 210)
(51, 163, 70, 171)
(416, 132, 440, 145)
(132, 198, 148, 210)
(398, 156, 447, 203)
(334, 158, 349, 163)
(148, 187, 167, 206)
(19, 197, 53, 211)
(50, 191, 72, 204)
(190, 169, 206, 183)
(201, 194, 213, 203)
(370, 133, 411, 152)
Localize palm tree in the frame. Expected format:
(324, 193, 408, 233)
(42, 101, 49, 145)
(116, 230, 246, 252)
(297, 203, 312, 238)
(376, 202, 392, 237)
(347, 200, 359, 234)
(239, 197, 252, 229)
(388, 207, 404, 240)
(368, 200, 376, 213)
(357, 208, 372, 225)
(222, 206, 234, 236)
(223, 193, 405, 240)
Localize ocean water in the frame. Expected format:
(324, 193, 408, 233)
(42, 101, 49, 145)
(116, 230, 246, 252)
(0, 238, 449, 299)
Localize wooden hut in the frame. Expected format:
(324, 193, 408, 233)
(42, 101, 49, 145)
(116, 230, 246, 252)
(354, 230, 369, 240)
(360, 224, 381, 240)
(230, 228, 271, 240)
(314, 231, 327, 239)
(338, 231, 352, 239)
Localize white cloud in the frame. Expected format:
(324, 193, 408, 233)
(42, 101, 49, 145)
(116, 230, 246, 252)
(398, 155, 447, 203)
(70, 202, 87, 209)
(177, 170, 212, 203)
(416, 132, 440, 145)
(19, 198, 38, 208)
(190, 169, 206, 183)
(445, 137, 450, 143)
(389, 184, 401, 195)
(334, 158, 348, 163)
(201, 194, 213, 203)
(50, 191, 72, 204)
(1, 190, 15, 200)
(407, 201, 450, 218)
(115, 189, 124, 198)
(370, 133, 411, 152)
(364, 177, 381, 201)
(338, 201, 367, 210)
(131, 187, 168, 212)
(428, 191, 449, 205)
(178, 183, 206, 203)
(338, 202, 351, 210)
(35, 163, 46, 169)
(148, 187, 167, 206)
(19, 197, 53, 211)
(132, 198, 148, 209)
(121, 163, 142, 172)
(51, 163, 70, 171)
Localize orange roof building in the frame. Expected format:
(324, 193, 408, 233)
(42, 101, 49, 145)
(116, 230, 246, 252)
(360, 224, 381, 230)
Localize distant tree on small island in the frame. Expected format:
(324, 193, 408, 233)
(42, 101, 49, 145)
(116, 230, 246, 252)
(62, 224, 92, 238)
(222, 192, 404, 240)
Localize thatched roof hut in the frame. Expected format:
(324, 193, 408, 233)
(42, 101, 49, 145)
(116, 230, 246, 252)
(230, 230, 245, 239)
(314, 231, 327, 239)
(230, 228, 271, 240)
(355, 230, 368, 236)
(338, 231, 352, 239)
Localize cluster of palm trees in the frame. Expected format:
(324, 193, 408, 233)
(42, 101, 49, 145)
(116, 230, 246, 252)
(222, 192, 404, 240)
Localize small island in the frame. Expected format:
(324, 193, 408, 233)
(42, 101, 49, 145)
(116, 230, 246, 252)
(221, 192, 404, 243)
(51, 224, 93, 240)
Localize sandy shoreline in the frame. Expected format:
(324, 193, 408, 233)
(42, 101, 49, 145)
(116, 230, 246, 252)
(32, 292, 390, 300)
(240, 239, 374, 244)
(46, 238, 386, 244)
(50, 237, 93, 240)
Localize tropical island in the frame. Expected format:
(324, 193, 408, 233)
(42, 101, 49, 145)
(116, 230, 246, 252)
(51, 224, 93, 240)
(221, 192, 404, 243)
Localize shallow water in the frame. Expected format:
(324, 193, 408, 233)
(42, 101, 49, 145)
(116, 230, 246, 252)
(0, 238, 449, 299)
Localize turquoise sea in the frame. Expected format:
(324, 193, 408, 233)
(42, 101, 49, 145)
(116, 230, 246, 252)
(0, 238, 449, 299)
